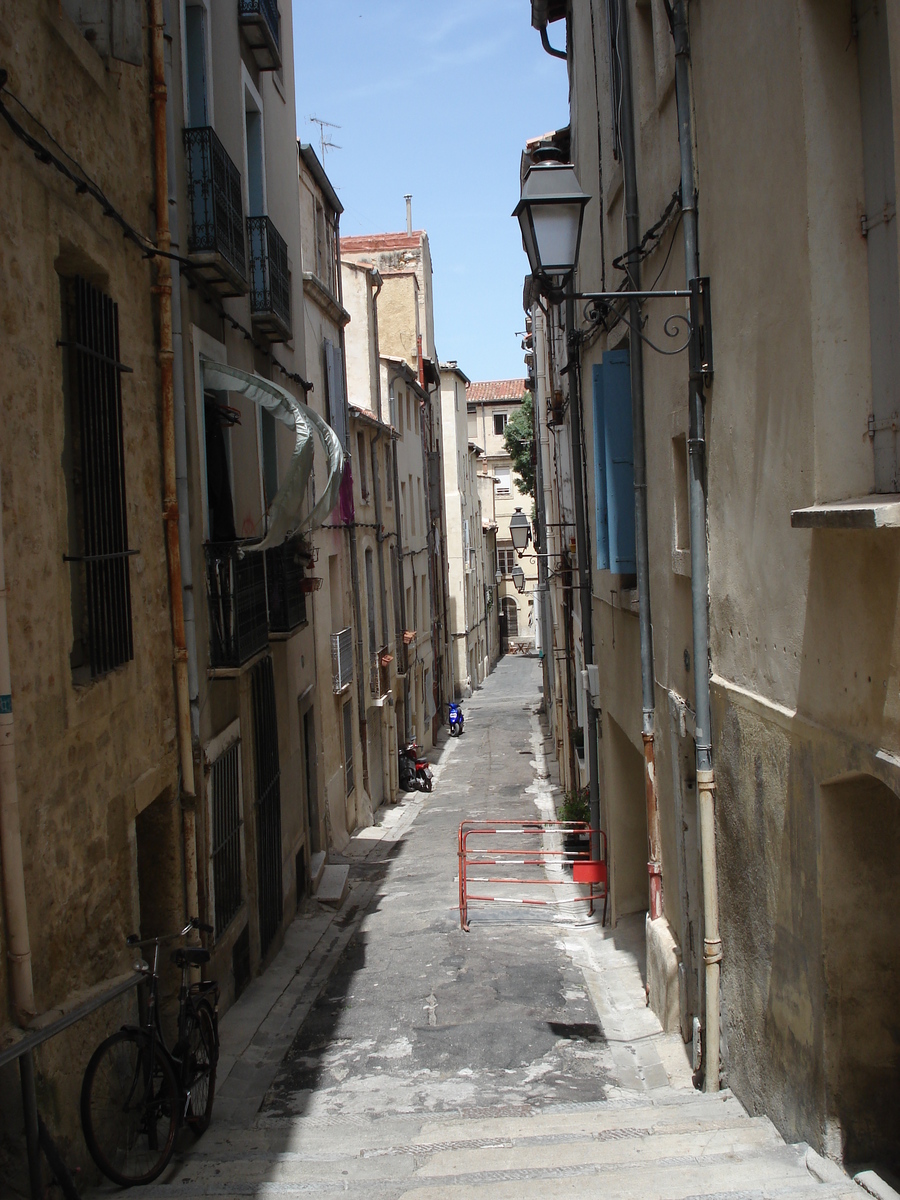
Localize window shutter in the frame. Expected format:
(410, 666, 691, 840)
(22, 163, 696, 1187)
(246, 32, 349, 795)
(592, 363, 611, 571)
(602, 349, 636, 573)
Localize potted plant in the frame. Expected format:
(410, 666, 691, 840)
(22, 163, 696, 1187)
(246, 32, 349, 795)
(557, 788, 591, 857)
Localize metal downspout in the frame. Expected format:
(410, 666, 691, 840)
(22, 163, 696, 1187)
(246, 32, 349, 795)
(162, 0, 202, 933)
(616, 0, 662, 919)
(348, 521, 370, 803)
(531, 353, 551, 704)
(150, 0, 195, 806)
(390, 420, 410, 742)
(672, 0, 721, 1092)
(565, 295, 602, 864)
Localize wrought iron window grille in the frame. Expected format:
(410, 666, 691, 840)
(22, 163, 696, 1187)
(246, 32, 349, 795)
(183, 126, 247, 293)
(205, 541, 269, 668)
(331, 627, 354, 693)
(248, 215, 292, 341)
(251, 656, 282, 957)
(210, 738, 244, 937)
(61, 275, 135, 682)
(265, 537, 307, 633)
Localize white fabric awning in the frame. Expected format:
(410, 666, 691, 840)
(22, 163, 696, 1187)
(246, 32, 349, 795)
(201, 360, 345, 550)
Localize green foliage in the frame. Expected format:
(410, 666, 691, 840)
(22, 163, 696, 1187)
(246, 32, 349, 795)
(557, 788, 590, 825)
(502, 392, 535, 500)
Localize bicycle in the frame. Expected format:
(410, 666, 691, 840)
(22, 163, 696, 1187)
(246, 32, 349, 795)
(80, 918, 220, 1186)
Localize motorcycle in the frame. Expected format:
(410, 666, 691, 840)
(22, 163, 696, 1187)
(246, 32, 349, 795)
(399, 740, 433, 792)
(448, 701, 464, 737)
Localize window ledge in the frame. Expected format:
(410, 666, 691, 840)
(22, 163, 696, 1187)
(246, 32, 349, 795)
(790, 494, 900, 530)
(302, 272, 350, 326)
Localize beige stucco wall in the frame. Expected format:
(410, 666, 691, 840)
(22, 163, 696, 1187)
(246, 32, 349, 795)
(555, 0, 900, 1164)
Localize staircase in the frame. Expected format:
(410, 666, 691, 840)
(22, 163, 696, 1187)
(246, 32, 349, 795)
(145, 1086, 869, 1199)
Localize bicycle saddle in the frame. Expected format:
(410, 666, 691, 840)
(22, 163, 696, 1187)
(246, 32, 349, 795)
(171, 947, 211, 967)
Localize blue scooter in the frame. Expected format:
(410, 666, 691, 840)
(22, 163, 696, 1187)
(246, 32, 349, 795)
(448, 701, 464, 737)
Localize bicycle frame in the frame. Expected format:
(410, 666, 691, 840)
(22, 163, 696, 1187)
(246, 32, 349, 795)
(126, 922, 219, 1119)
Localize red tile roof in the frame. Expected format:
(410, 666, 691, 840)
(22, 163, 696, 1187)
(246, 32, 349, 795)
(341, 232, 424, 253)
(466, 379, 529, 403)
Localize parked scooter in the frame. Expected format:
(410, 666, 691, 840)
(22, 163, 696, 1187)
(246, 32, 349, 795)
(399, 740, 433, 792)
(448, 701, 464, 737)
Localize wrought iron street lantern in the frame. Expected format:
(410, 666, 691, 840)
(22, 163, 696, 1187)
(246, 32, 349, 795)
(513, 152, 590, 287)
(511, 564, 526, 594)
(509, 507, 532, 555)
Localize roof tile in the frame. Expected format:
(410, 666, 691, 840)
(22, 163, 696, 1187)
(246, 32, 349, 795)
(465, 379, 529, 403)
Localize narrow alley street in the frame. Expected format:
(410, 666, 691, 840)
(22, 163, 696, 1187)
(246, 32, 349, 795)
(120, 658, 864, 1200)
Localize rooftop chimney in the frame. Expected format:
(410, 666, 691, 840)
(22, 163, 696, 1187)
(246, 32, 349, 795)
(405, 194, 412, 235)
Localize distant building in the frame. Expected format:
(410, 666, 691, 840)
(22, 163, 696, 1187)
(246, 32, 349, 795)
(466, 380, 532, 648)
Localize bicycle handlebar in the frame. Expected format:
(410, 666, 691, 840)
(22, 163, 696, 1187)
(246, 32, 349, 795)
(124, 917, 211, 950)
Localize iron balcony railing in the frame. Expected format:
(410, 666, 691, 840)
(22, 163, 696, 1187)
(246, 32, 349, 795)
(371, 647, 391, 699)
(183, 126, 247, 292)
(238, 0, 281, 70)
(206, 542, 268, 668)
(248, 215, 292, 341)
(265, 538, 307, 633)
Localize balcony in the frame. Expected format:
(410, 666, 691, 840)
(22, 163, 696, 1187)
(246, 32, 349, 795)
(248, 216, 292, 342)
(183, 127, 248, 296)
(206, 542, 269, 669)
(238, 0, 281, 71)
(371, 648, 391, 700)
(265, 538, 307, 634)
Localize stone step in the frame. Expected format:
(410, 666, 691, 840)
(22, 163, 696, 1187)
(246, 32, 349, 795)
(309, 850, 327, 891)
(314, 863, 349, 906)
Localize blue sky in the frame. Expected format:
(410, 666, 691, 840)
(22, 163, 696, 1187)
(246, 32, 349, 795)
(291, 0, 570, 383)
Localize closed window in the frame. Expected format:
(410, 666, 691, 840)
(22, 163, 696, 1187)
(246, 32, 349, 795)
(495, 467, 511, 495)
(61, 275, 135, 682)
(356, 431, 369, 498)
(498, 547, 516, 576)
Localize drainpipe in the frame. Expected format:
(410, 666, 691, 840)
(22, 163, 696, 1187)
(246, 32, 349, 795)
(564, 295, 602, 864)
(616, 0, 662, 920)
(150, 1, 195, 803)
(0, 476, 35, 1029)
(348, 521, 370, 803)
(162, 0, 202, 932)
(390, 416, 410, 742)
(151, 0, 198, 934)
(671, 0, 721, 1091)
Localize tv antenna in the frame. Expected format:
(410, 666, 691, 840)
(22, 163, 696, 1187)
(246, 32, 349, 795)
(309, 116, 341, 160)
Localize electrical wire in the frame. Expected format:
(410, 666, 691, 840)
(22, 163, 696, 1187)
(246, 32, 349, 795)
(0, 74, 313, 393)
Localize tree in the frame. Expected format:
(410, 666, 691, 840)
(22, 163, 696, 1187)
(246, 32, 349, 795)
(503, 391, 535, 499)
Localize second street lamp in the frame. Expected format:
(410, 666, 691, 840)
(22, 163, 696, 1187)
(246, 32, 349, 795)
(511, 564, 526, 594)
(509, 507, 532, 555)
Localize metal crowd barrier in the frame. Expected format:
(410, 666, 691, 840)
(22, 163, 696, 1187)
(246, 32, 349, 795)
(458, 818, 608, 931)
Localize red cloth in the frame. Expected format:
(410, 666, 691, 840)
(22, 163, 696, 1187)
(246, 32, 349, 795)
(338, 461, 355, 524)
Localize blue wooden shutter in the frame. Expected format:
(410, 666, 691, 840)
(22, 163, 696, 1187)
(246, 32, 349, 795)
(592, 364, 611, 571)
(602, 349, 636, 573)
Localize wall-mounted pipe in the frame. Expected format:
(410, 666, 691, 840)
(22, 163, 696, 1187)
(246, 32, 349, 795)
(150, 0, 195, 803)
(0, 473, 35, 1029)
(540, 24, 567, 59)
(613, 0, 663, 921)
(671, 0, 721, 1092)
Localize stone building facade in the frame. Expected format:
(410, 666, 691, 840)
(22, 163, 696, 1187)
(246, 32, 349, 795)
(526, 0, 900, 1175)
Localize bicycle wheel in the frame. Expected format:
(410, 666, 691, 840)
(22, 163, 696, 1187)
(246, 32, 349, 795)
(81, 1029, 179, 1186)
(183, 1000, 217, 1135)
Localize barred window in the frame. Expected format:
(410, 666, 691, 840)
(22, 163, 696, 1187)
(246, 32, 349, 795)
(61, 275, 135, 682)
(209, 731, 244, 938)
